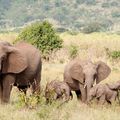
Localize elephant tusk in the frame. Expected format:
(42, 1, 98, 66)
(84, 84, 87, 88)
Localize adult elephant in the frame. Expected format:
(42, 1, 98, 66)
(64, 58, 111, 103)
(0, 41, 42, 103)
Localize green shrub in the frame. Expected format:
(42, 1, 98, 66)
(16, 92, 45, 109)
(112, 11, 120, 18)
(110, 51, 120, 59)
(82, 22, 101, 34)
(16, 21, 63, 56)
(85, 0, 96, 5)
(105, 48, 120, 59)
(69, 44, 79, 59)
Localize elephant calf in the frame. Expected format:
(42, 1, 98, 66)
(45, 80, 73, 103)
(88, 80, 120, 105)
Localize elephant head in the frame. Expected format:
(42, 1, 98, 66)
(106, 80, 120, 90)
(45, 82, 57, 104)
(0, 41, 27, 74)
(70, 60, 111, 98)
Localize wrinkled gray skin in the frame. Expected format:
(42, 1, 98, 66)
(0, 41, 42, 103)
(107, 80, 120, 90)
(88, 81, 120, 105)
(45, 80, 73, 104)
(64, 58, 111, 103)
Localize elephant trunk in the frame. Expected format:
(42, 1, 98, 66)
(85, 77, 94, 101)
(87, 85, 92, 100)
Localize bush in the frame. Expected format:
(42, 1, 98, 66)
(16, 91, 45, 109)
(102, 3, 110, 8)
(82, 22, 101, 34)
(110, 51, 120, 59)
(16, 21, 63, 56)
(69, 44, 79, 59)
(105, 48, 120, 59)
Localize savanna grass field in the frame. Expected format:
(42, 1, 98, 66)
(0, 32, 120, 120)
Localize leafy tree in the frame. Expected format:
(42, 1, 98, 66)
(16, 21, 63, 56)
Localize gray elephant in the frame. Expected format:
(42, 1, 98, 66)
(64, 58, 111, 103)
(45, 80, 73, 104)
(87, 81, 120, 105)
(0, 41, 42, 103)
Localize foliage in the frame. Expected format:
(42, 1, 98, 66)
(112, 11, 120, 18)
(0, 0, 120, 32)
(110, 51, 120, 59)
(16, 91, 45, 109)
(16, 21, 63, 55)
(105, 48, 120, 59)
(68, 44, 79, 59)
(82, 22, 102, 34)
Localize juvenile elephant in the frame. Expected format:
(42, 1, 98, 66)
(45, 80, 72, 104)
(64, 58, 111, 103)
(87, 81, 120, 105)
(0, 41, 42, 103)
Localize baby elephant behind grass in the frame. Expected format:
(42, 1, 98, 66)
(45, 80, 73, 104)
(88, 80, 120, 105)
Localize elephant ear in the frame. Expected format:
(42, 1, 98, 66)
(96, 61, 111, 84)
(2, 46, 28, 73)
(70, 63, 84, 84)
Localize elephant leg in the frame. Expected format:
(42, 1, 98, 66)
(98, 95, 105, 105)
(64, 89, 71, 102)
(75, 90, 81, 100)
(2, 75, 15, 103)
(32, 64, 41, 94)
(79, 83, 87, 103)
(0, 80, 3, 101)
(109, 92, 117, 104)
(32, 79, 40, 94)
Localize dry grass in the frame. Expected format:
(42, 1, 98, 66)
(0, 32, 18, 43)
(0, 32, 120, 120)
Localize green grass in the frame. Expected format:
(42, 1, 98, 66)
(0, 32, 120, 120)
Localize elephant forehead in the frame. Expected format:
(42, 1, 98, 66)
(83, 66, 96, 74)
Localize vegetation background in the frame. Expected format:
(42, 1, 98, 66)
(0, 0, 120, 33)
(0, 0, 120, 120)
